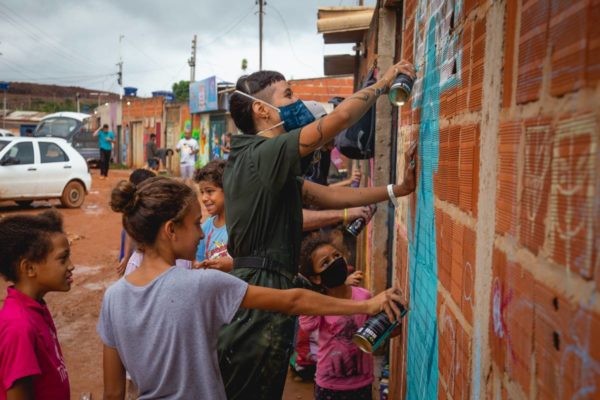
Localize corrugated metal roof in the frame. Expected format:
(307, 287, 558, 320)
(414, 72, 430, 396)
(5, 111, 48, 121)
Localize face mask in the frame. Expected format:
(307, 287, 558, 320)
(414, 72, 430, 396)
(234, 90, 315, 134)
(319, 257, 348, 288)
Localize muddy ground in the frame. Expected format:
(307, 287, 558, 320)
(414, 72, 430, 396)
(0, 169, 313, 399)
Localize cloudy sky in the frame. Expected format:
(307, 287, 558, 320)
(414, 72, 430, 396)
(0, 0, 375, 96)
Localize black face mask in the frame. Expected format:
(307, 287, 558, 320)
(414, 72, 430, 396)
(319, 257, 348, 288)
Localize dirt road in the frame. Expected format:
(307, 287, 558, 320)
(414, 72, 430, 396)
(0, 169, 313, 399)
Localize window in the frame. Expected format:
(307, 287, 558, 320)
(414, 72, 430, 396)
(35, 117, 80, 139)
(0, 140, 8, 152)
(2, 142, 34, 165)
(40, 142, 69, 163)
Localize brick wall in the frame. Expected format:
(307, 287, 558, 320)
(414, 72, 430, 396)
(388, 0, 600, 399)
(288, 75, 354, 103)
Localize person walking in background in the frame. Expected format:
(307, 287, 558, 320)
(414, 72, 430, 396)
(176, 127, 199, 180)
(145, 134, 160, 171)
(94, 124, 115, 180)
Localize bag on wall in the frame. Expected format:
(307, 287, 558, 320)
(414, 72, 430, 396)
(334, 68, 378, 159)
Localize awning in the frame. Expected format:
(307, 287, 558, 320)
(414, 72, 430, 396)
(317, 6, 374, 44)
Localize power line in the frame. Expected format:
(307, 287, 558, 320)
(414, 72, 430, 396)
(0, 3, 100, 69)
(124, 37, 163, 68)
(268, 4, 321, 75)
(196, 5, 256, 49)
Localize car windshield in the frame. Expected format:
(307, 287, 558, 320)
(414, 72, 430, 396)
(0, 140, 8, 152)
(35, 117, 82, 139)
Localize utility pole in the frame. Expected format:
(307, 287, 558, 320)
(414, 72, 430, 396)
(117, 34, 124, 99)
(188, 34, 197, 134)
(188, 35, 197, 83)
(258, 0, 265, 70)
(0, 82, 8, 129)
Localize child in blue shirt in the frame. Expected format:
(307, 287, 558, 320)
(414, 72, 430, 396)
(194, 160, 233, 272)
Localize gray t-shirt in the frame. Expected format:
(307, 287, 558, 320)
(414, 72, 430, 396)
(97, 266, 248, 399)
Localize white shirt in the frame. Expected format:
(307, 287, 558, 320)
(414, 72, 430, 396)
(176, 138, 199, 164)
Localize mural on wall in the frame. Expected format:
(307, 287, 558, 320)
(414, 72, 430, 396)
(406, 1, 462, 399)
(199, 114, 210, 166)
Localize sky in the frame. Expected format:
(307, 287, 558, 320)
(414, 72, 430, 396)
(0, 0, 375, 97)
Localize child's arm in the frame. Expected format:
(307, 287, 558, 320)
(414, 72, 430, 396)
(117, 234, 135, 276)
(241, 286, 403, 320)
(6, 377, 34, 400)
(103, 345, 126, 400)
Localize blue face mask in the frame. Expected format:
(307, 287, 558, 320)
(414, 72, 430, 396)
(234, 90, 315, 134)
(278, 100, 316, 132)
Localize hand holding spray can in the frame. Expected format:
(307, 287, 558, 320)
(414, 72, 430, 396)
(353, 301, 408, 353)
(346, 204, 377, 237)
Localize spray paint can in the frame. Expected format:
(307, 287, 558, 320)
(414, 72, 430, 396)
(352, 301, 408, 353)
(388, 73, 414, 106)
(346, 204, 377, 237)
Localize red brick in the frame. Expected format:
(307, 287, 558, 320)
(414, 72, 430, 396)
(490, 248, 535, 393)
(469, 16, 486, 112)
(588, 0, 600, 84)
(533, 282, 600, 399)
(496, 122, 522, 236)
(503, 0, 519, 108)
(438, 301, 472, 400)
(459, 124, 480, 215)
(447, 127, 460, 206)
(518, 118, 553, 254)
(549, 115, 596, 279)
(549, 1, 588, 96)
(516, 0, 550, 104)
(462, 227, 476, 325)
(459, 18, 473, 112)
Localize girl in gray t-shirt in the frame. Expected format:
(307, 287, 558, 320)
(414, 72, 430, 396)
(99, 177, 403, 399)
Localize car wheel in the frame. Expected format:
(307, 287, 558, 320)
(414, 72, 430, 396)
(60, 181, 85, 208)
(15, 200, 33, 207)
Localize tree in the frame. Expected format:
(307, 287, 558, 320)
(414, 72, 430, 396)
(241, 58, 248, 73)
(172, 80, 190, 102)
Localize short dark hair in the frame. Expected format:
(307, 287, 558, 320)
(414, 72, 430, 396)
(102, 124, 109, 129)
(299, 234, 332, 279)
(194, 159, 226, 188)
(229, 70, 285, 135)
(150, 134, 156, 139)
(0, 210, 64, 282)
(129, 168, 156, 186)
(110, 177, 195, 246)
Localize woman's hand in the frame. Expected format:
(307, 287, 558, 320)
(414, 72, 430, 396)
(365, 287, 404, 321)
(380, 60, 416, 93)
(400, 141, 418, 194)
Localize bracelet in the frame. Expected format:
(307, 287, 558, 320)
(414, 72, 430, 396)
(343, 208, 349, 225)
(387, 184, 399, 208)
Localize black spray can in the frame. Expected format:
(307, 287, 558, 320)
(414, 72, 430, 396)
(388, 73, 414, 107)
(346, 204, 377, 237)
(352, 302, 408, 353)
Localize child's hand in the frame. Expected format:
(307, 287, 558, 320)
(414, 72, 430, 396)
(366, 287, 404, 321)
(345, 271, 363, 286)
(202, 257, 234, 272)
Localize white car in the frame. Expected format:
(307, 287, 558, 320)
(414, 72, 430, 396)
(0, 137, 92, 208)
(0, 129, 15, 137)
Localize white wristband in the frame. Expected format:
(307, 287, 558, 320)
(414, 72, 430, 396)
(387, 184, 399, 208)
